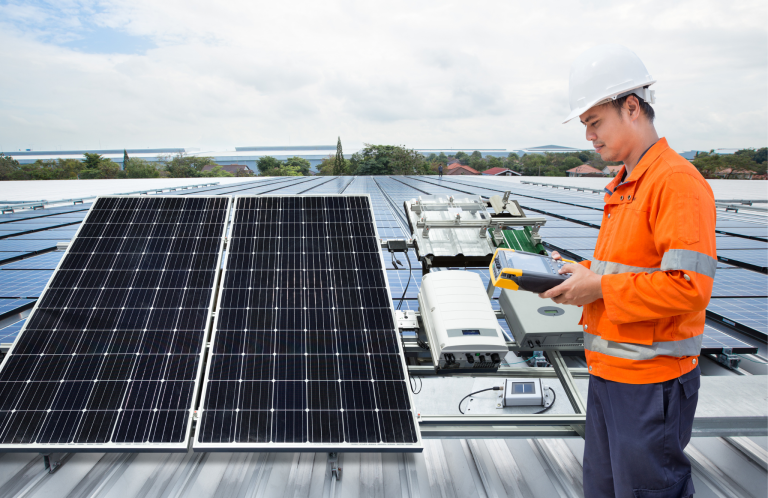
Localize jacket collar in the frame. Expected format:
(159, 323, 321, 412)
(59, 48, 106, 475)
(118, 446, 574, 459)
(603, 138, 668, 198)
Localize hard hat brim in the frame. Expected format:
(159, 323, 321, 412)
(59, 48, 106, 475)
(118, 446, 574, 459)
(562, 80, 656, 125)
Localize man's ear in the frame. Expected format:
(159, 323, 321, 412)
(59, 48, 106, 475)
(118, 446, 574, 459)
(624, 95, 640, 122)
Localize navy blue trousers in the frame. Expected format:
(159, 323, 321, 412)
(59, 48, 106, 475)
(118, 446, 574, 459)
(583, 367, 700, 498)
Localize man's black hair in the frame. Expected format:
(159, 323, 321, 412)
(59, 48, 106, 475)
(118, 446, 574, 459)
(610, 93, 655, 123)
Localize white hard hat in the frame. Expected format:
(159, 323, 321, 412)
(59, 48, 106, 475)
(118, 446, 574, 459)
(563, 44, 656, 124)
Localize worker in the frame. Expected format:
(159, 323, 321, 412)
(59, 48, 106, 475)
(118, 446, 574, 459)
(540, 44, 716, 498)
(438, 164, 443, 178)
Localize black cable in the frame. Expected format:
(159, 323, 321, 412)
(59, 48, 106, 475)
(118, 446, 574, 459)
(416, 338, 430, 351)
(409, 375, 422, 395)
(396, 251, 413, 311)
(534, 387, 556, 414)
(458, 386, 503, 414)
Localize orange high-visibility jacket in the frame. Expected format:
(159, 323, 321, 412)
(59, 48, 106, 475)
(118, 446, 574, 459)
(579, 138, 717, 384)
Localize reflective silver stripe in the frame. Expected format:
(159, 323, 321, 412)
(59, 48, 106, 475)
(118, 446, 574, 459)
(661, 249, 717, 279)
(591, 258, 659, 276)
(583, 331, 702, 361)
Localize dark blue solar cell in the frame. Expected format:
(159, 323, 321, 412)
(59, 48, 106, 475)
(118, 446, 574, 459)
(0, 196, 228, 450)
(197, 195, 418, 450)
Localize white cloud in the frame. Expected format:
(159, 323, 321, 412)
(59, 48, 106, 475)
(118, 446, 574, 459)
(0, 0, 765, 153)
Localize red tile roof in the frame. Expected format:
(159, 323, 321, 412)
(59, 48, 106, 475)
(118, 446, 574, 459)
(567, 165, 604, 175)
(483, 167, 515, 176)
(447, 164, 480, 175)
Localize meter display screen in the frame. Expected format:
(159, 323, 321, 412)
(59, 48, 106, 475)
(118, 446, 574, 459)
(504, 251, 551, 273)
(512, 382, 535, 394)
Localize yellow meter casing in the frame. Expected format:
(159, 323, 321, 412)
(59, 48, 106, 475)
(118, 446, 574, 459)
(489, 248, 576, 293)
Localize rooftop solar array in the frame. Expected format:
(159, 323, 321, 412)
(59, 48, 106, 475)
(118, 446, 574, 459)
(0, 174, 764, 420)
(0, 196, 229, 450)
(195, 195, 420, 452)
(0, 270, 54, 298)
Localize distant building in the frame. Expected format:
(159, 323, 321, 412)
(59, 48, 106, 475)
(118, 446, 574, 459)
(447, 164, 480, 175)
(3, 145, 339, 173)
(518, 145, 588, 155)
(202, 164, 249, 175)
(566, 165, 605, 177)
(483, 167, 519, 176)
(602, 165, 623, 176)
(447, 158, 461, 166)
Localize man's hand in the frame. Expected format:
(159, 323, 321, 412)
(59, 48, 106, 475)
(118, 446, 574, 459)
(539, 251, 603, 306)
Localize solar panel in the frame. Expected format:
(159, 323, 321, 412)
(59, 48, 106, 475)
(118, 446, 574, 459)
(0, 196, 229, 451)
(715, 237, 767, 250)
(0, 270, 54, 298)
(1, 252, 64, 270)
(0, 298, 36, 320)
(707, 298, 768, 336)
(700, 324, 758, 354)
(195, 195, 421, 452)
(0, 319, 25, 347)
(0, 253, 29, 265)
(717, 250, 768, 270)
(712, 269, 768, 298)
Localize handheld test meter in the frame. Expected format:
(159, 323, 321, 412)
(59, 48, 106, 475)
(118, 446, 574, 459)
(490, 248, 576, 293)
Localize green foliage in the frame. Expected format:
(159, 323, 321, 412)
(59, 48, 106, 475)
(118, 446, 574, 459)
(734, 147, 767, 165)
(562, 156, 583, 169)
(486, 156, 504, 170)
(334, 137, 346, 175)
(437, 152, 448, 164)
(454, 151, 470, 165)
(349, 144, 429, 176)
(160, 153, 217, 178)
(469, 155, 486, 171)
(124, 158, 161, 179)
(692, 152, 765, 177)
(256, 156, 282, 175)
(235, 167, 256, 177)
(79, 153, 121, 179)
(284, 156, 311, 176)
(201, 165, 234, 177)
(261, 164, 303, 177)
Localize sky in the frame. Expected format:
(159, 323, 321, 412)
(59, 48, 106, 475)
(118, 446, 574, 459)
(0, 0, 766, 154)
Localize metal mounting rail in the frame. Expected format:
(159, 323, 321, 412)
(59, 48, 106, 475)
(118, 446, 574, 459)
(520, 181, 605, 194)
(0, 182, 221, 213)
(715, 202, 768, 213)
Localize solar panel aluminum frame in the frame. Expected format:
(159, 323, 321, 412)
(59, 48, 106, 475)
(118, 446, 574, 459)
(193, 194, 423, 453)
(0, 195, 231, 453)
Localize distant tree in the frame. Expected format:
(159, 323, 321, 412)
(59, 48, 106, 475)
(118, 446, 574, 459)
(316, 155, 335, 175)
(0, 154, 22, 181)
(256, 156, 282, 175)
(755, 147, 767, 164)
(562, 156, 583, 170)
(735, 147, 768, 165)
(455, 151, 470, 165)
(437, 152, 448, 164)
(471, 151, 482, 160)
(578, 151, 590, 162)
(284, 156, 311, 176)
(123, 149, 129, 169)
(693, 153, 764, 177)
(80, 153, 120, 179)
(486, 156, 504, 170)
(201, 165, 234, 177)
(124, 158, 161, 178)
(334, 137, 347, 175)
(350, 144, 429, 176)
(261, 164, 302, 176)
(235, 168, 255, 177)
(159, 153, 216, 178)
(469, 156, 486, 171)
